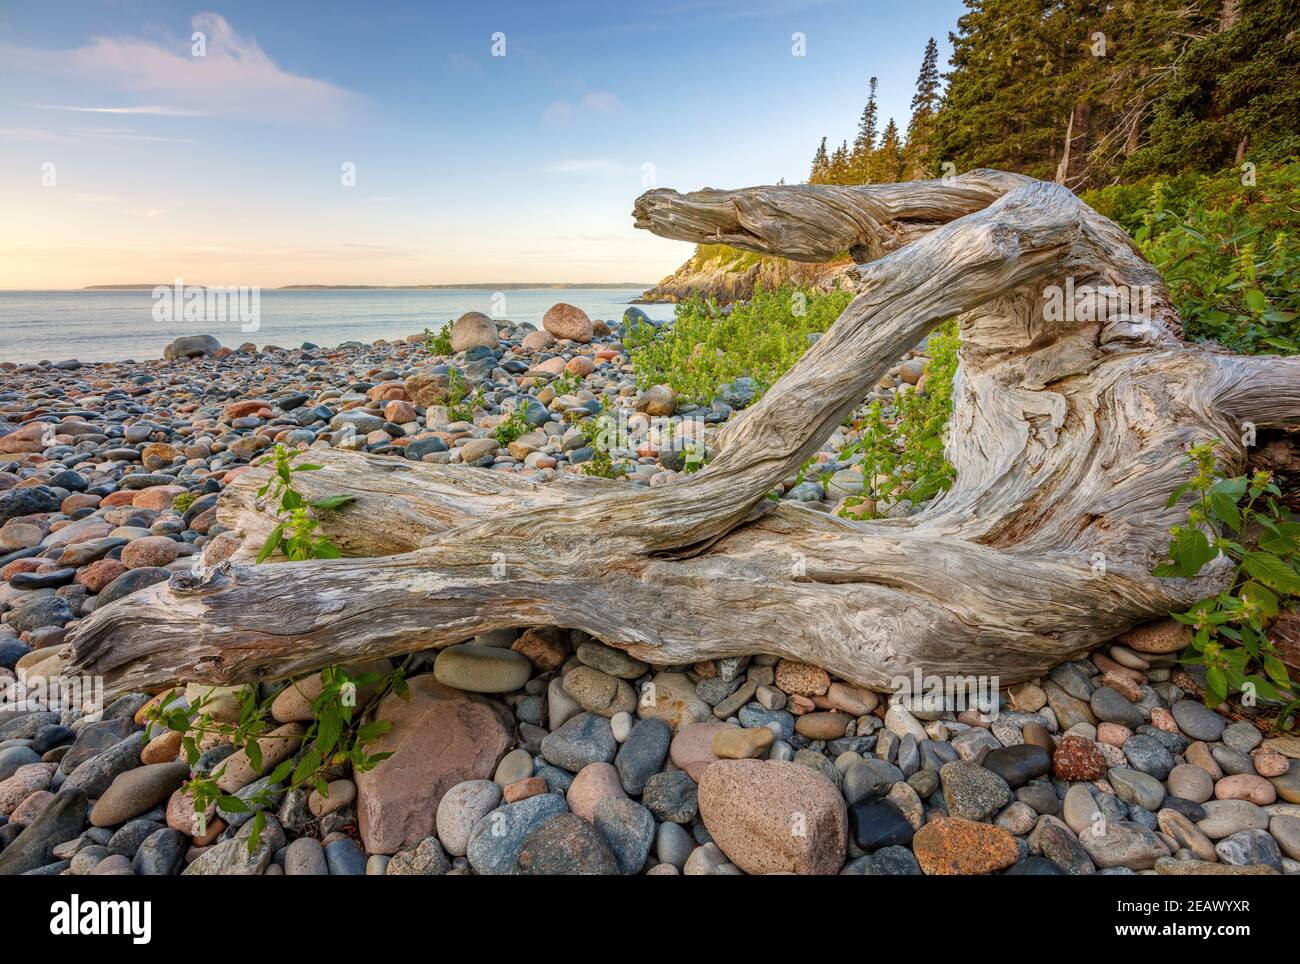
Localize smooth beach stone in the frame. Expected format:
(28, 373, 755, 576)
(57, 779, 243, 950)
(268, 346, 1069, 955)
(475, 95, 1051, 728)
(0, 789, 87, 875)
(435, 780, 502, 857)
(592, 797, 655, 874)
(849, 798, 915, 851)
(1170, 700, 1226, 742)
(1167, 763, 1214, 804)
(515, 812, 620, 875)
(698, 759, 847, 876)
(90, 762, 190, 827)
(1079, 819, 1170, 870)
(106, 818, 165, 857)
(911, 816, 1018, 875)
(1028, 814, 1095, 874)
(1090, 687, 1144, 728)
(655, 820, 693, 870)
(324, 837, 367, 875)
(1157, 808, 1217, 862)
(938, 761, 1011, 821)
(283, 837, 329, 875)
(493, 748, 534, 788)
(466, 792, 569, 876)
(433, 644, 531, 693)
(1197, 799, 1269, 839)
(562, 665, 637, 718)
(1221, 721, 1262, 753)
(1215, 828, 1282, 870)
(133, 828, 186, 875)
(541, 712, 617, 772)
(982, 744, 1050, 788)
(386, 836, 451, 875)
(712, 724, 774, 759)
(843, 759, 905, 804)
(640, 769, 698, 824)
(613, 718, 670, 795)
(575, 640, 648, 679)
(1108, 767, 1166, 811)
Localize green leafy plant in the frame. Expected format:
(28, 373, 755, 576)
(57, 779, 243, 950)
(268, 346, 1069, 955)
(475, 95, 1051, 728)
(493, 406, 528, 447)
(1138, 195, 1298, 355)
(625, 285, 852, 405)
(1155, 440, 1299, 722)
(171, 491, 197, 514)
(255, 445, 357, 563)
(550, 370, 582, 397)
(424, 324, 453, 356)
(1085, 162, 1300, 356)
(148, 660, 410, 852)
(446, 366, 481, 423)
(832, 320, 960, 518)
(578, 410, 626, 479)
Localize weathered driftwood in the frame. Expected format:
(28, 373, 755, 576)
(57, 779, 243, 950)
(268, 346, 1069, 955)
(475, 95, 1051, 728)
(65, 171, 1300, 699)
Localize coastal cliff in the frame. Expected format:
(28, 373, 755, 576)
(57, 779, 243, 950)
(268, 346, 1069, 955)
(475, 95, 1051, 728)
(638, 243, 855, 304)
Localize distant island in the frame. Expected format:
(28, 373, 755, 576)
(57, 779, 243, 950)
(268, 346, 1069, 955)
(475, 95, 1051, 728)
(83, 282, 653, 291)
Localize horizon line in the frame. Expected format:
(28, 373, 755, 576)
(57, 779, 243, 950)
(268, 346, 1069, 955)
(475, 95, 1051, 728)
(0, 282, 658, 292)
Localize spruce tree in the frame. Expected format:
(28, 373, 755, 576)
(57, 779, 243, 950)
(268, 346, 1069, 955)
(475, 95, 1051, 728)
(830, 140, 851, 184)
(850, 76, 879, 181)
(809, 137, 830, 184)
(873, 119, 904, 183)
(905, 37, 942, 178)
(910, 37, 941, 116)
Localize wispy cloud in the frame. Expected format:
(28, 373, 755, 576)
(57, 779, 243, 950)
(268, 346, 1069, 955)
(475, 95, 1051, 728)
(34, 104, 207, 117)
(445, 52, 483, 76)
(4, 13, 355, 123)
(544, 159, 636, 175)
(542, 91, 626, 125)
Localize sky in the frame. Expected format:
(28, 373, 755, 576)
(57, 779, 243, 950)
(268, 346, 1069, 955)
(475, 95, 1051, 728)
(0, 0, 967, 289)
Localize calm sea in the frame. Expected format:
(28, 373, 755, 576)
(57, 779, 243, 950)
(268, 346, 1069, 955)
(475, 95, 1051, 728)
(0, 288, 676, 364)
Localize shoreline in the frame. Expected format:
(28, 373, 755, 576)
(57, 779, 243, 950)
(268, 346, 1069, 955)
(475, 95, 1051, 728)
(0, 305, 1295, 879)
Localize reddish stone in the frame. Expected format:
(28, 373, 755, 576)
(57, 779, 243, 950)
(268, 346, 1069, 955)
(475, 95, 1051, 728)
(383, 400, 417, 424)
(1052, 734, 1107, 781)
(189, 508, 217, 533)
(223, 399, 272, 420)
(133, 485, 186, 512)
(511, 627, 569, 671)
(566, 762, 626, 821)
(120, 536, 180, 569)
(0, 423, 51, 454)
(60, 493, 101, 514)
(913, 817, 1018, 874)
(503, 776, 547, 804)
(1, 558, 43, 580)
(1100, 669, 1142, 702)
(355, 675, 513, 855)
(565, 356, 595, 377)
(101, 490, 137, 508)
(698, 759, 847, 875)
(541, 303, 594, 343)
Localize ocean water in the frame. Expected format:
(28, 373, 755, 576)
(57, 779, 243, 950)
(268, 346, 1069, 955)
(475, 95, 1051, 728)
(0, 288, 676, 365)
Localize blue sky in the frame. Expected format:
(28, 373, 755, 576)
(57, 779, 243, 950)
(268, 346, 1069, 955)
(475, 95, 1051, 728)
(0, 0, 966, 288)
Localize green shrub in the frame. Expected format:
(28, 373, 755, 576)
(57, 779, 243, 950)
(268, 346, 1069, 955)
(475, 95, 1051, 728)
(1085, 160, 1300, 354)
(831, 320, 959, 518)
(625, 285, 852, 405)
(1155, 441, 1298, 724)
(424, 325, 453, 356)
(493, 407, 527, 447)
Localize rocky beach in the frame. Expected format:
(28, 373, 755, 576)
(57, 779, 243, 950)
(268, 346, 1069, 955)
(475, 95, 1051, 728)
(0, 303, 1296, 877)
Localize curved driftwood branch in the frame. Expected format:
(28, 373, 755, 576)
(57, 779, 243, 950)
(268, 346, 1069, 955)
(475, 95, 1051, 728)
(65, 171, 1300, 698)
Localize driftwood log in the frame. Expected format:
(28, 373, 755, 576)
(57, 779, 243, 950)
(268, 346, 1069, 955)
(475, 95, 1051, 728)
(65, 170, 1300, 700)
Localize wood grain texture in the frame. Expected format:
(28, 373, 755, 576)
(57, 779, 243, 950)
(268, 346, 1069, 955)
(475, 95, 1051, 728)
(65, 171, 1300, 698)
